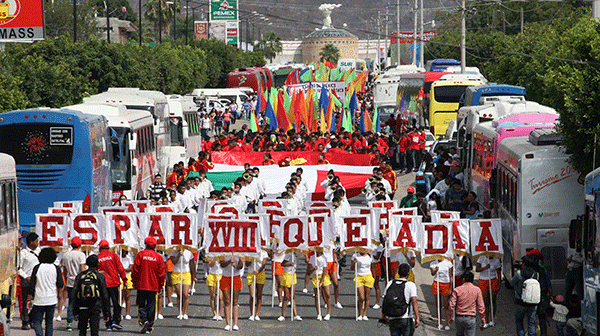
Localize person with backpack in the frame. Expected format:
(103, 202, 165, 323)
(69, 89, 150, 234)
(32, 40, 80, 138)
(509, 254, 540, 336)
(61, 236, 87, 332)
(527, 249, 553, 336)
(28, 247, 64, 336)
(447, 272, 486, 336)
(131, 237, 166, 334)
(97, 240, 127, 331)
(381, 263, 420, 336)
(71, 255, 110, 336)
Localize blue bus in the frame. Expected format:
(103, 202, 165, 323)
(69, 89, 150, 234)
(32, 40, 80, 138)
(582, 167, 600, 334)
(460, 83, 526, 108)
(0, 108, 112, 231)
(425, 59, 460, 72)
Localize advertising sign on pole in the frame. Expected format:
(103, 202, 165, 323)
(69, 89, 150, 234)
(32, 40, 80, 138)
(210, 0, 237, 21)
(195, 21, 208, 40)
(226, 20, 238, 46)
(0, 0, 45, 42)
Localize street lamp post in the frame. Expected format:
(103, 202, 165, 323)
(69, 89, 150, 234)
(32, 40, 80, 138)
(73, 0, 77, 42)
(139, 0, 142, 45)
(159, 0, 162, 43)
(185, 0, 189, 45)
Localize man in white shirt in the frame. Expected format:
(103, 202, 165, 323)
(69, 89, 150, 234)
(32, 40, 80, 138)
(382, 263, 420, 335)
(253, 168, 267, 198)
(61, 237, 87, 331)
(434, 176, 453, 203)
(19, 232, 41, 330)
(231, 183, 247, 210)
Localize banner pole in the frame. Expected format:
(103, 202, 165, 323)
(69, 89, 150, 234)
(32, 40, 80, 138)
(354, 254, 358, 320)
(180, 255, 183, 318)
(487, 247, 494, 326)
(317, 271, 321, 319)
(230, 253, 234, 332)
(291, 253, 294, 322)
(437, 280, 441, 329)
(252, 260, 256, 318)
(216, 269, 220, 319)
(271, 259, 275, 308)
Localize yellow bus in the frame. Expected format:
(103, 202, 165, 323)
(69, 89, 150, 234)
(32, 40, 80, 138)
(0, 153, 19, 322)
(429, 74, 486, 138)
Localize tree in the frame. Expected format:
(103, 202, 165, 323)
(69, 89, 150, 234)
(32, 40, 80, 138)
(45, 0, 97, 40)
(255, 32, 282, 63)
(145, 0, 180, 41)
(319, 43, 340, 64)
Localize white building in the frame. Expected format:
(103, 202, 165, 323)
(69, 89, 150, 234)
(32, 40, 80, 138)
(95, 17, 138, 44)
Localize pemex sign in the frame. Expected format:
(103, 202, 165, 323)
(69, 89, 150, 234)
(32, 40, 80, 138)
(210, 0, 237, 21)
(0, 0, 44, 42)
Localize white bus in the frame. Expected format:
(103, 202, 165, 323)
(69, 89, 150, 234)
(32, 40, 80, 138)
(164, 95, 203, 174)
(496, 129, 583, 285)
(190, 88, 250, 108)
(0, 154, 19, 321)
(66, 103, 157, 201)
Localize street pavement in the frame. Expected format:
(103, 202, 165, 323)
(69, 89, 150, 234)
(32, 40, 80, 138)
(8, 171, 560, 336)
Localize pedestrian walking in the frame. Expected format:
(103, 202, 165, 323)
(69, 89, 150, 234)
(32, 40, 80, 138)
(71, 254, 110, 336)
(19, 232, 40, 330)
(131, 237, 166, 334)
(206, 260, 223, 321)
(381, 263, 420, 336)
(97, 240, 127, 331)
(168, 248, 196, 320)
(61, 236, 87, 332)
(549, 295, 568, 336)
(509, 254, 540, 336)
(29, 247, 64, 336)
(246, 249, 268, 321)
(447, 272, 486, 336)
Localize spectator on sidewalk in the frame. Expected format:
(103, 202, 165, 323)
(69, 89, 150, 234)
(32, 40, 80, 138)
(447, 272, 486, 336)
(381, 263, 420, 336)
(509, 254, 539, 336)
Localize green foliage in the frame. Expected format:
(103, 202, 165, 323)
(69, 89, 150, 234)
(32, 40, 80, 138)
(426, 10, 600, 174)
(319, 43, 341, 64)
(0, 36, 262, 113)
(45, 0, 98, 40)
(255, 32, 282, 63)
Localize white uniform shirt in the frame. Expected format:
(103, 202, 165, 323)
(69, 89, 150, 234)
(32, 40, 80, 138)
(353, 254, 373, 276)
(169, 250, 194, 273)
(477, 256, 501, 280)
(430, 259, 453, 283)
(209, 261, 222, 275)
(221, 257, 244, 277)
(247, 250, 268, 273)
(282, 253, 296, 274)
(309, 254, 328, 275)
(390, 250, 416, 269)
(18, 246, 41, 279)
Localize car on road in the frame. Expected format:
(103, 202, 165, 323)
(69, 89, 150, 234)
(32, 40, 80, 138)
(429, 139, 457, 156)
(424, 130, 436, 153)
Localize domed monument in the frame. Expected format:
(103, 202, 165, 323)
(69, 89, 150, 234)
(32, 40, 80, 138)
(302, 4, 359, 64)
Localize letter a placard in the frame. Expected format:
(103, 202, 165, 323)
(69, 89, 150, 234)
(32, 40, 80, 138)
(470, 219, 503, 259)
(389, 215, 422, 256)
(442, 219, 470, 257)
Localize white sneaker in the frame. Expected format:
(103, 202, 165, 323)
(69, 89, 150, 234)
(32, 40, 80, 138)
(248, 316, 255, 321)
(488, 322, 495, 327)
(121, 303, 126, 308)
(356, 316, 363, 321)
(232, 325, 239, 331)
(362, 316, 369, 321)
(224, 325, 231, 331)
(167, 302, 174, 307)
(54, 316, 61, 321)
(277, 316, 285, 322)
(317, 315, 323, 321)
(157, 314, 164, 320)
(183, 314, 188, 320)
(438, 324, 444, 330)
(372, 304, 381, 309)
(216, 316, 223, 321)
(171, 293, 178, 298)
(125, 315, 131, 320)
(483, 323, 489, 329)
(444, 326, 450, 331)
(294, 315, 302, 321)
(302, 288, 308, 294)
(190, 287, 196, 294)
(334, 302, 343, 309)
(324, 314, 330, 321)
(273, 292, 278, 297)
(177, 315, 183, 320)
(254, 316, 260, 321)
(278, 302, 283, 307)
(212, 315, 219, 320)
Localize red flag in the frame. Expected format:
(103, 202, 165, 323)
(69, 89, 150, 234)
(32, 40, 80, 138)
(276, 89, 290, 131)
(259, 87, 268, 112)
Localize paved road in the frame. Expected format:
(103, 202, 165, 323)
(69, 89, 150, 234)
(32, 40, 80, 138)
(9, 171, 560, 336)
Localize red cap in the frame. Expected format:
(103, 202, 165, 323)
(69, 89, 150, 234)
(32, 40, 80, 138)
(71, 236, 82, 247)
(407, 186, 415, 193)
(526, 249, 541, 257)
(99, 240, 109, 249)
(145, 236, 157, 247)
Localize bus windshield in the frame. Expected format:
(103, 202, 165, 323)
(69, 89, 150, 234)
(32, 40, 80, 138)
(434, 85, 469, 103)
(109, 127, 131, 190)
(378, 106, 396, 115)
(0, 123, 74, 165)
(170, 117, 184, 146)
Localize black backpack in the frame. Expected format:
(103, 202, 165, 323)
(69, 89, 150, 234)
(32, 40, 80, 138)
(77, 270, 101, 307)
(382, 279, 409, 317)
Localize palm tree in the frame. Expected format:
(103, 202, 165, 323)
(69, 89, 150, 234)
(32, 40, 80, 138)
(319, 43, 341, 64)
(145, 0, 180, 40)
(256, 32, 282, 63)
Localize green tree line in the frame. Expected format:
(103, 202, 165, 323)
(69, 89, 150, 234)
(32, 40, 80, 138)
(0, 36, 263, 113)
(426, 2, 599, 174)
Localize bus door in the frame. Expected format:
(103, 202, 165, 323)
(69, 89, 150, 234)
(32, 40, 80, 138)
(537, 227, 569, 287)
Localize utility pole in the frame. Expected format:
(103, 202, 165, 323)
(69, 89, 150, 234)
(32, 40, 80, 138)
(460, 0, 466, 74)
(73, 0, 77, 42)
(385, 6, 389, 68)
(185, 0, 189, 45)
(367, 34, 370, 63)
(520, 7, 524, 33)
(412, 0, 417, 65)
(159, 0, 162, 43)
(396, 0, 400, 65)
(377, 11, 381, 70)
(139, 0, 142, 46)
(419, 0, 423, 68)
(106, 1, 110, 43)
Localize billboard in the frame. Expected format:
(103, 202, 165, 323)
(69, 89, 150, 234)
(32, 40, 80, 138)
(390, 30, 436, 44)
(0, 0, 44, 42)
(226, 21, 238, 46)
(211, 0, 237, 21)
(209, 21, 226, 41)
(195, 21, 208, 40)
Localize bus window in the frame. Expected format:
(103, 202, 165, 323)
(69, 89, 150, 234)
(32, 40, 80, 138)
(149, 126, 155, 151)
(434, 86, 469, 104)
(170, 117, 184, 146)
(110, 128, 132, 191)
(0, 123, 75, 165)
(0, 184, 4, 232)
(540, 246, 567, 280)
(9, 183, 16, 229)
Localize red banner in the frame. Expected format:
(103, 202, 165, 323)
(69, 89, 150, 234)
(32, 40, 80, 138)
(211, 151, 373, 166)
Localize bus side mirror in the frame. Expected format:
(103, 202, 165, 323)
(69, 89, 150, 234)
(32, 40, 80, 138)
(128, 132, 137, 152)
(570, 217, 583, 249)
(132, 160, 138, 176)
(182, 126, 189, 140)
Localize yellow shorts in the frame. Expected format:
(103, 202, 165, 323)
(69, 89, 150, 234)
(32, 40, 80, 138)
(281, 272, 297, 288)
(123, 274, 133, 290)
(394, 269, 415, 282)
(311, 274, 331, 288)
(354, 274, 375, 288)
(247, 271, 266, 286)
(172, 272, 192, 286)
(206, 274, 222, 287)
